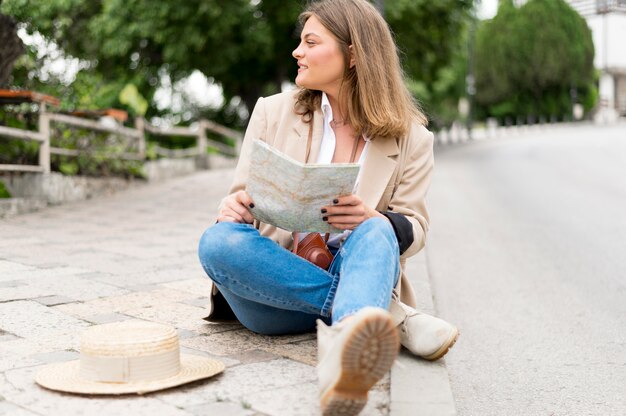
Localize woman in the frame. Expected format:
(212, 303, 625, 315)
(198, 0, 458, 414)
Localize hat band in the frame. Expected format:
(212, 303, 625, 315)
(79, 350, 180, 382)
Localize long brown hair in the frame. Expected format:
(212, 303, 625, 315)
(295, 0, 428, 139)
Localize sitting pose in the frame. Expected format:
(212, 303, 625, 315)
(198, 0, 458, 413)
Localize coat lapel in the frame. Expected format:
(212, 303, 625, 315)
(289, 109, 324, 163)
(356, 137, 399, 209)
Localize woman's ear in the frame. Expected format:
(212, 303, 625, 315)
(349, 45, 356, 68)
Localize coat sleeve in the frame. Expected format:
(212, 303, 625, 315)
(216, 97, 267, 215)
(387, 124, 434, 260)
(379, 211, 414, 255)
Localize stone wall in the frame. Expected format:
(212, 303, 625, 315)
(1, 172, 135, 206)
(0, 154, 236, 218)
(0, 197, 47, 218)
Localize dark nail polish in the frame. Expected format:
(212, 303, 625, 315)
(249, 203, 255, 208)
(333, 199, 338, 204)
(322, 216, 328, 221)
(321, 208, 327, 213)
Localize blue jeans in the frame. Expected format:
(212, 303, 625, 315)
(198, 217, 400, 335)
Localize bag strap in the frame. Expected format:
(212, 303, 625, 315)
(305, 115, 314, 164)
(294, 119, 314, 252)
(293, 115, 360, 251)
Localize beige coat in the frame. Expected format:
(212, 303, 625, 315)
(208, 90, 434, 316)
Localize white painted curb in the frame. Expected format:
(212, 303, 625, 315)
(390, 250, 457, 416)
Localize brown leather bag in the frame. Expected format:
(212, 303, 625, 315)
(292, 232, 334, 270)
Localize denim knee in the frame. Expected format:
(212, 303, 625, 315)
(358, 217, 397, 244)
(362, 217, 401, 284)
(198, 222, 252, 279)
(346, 217, 400, 262)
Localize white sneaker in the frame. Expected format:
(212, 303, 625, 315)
(389, 299, 459, 360)
(316, 307, 399, 416)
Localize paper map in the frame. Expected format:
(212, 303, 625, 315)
(247, 139, 360, 233)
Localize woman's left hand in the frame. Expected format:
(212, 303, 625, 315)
(321, 194, 388, 230)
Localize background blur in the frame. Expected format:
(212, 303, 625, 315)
(0, 0, 624, 179)
(0, 0, 626, 192)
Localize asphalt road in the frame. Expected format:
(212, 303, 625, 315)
(426, 124, 626, 416)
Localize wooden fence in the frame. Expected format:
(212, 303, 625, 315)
(0, 102, 242, 174)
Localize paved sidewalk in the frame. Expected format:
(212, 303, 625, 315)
(0, 169, 455, 415)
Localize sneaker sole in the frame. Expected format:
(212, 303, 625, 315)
(320, 309, 400, 416)
(423, 327, 460, 361)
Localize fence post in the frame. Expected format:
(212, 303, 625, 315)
(196, 120, 210, 169)
(197, 119, 208, 156)
(235, 130, 242, 156)
(135, 117, 146, 159)
(38, 102, 51, 174)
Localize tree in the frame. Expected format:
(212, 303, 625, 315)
(0, 0, 24, 86)
(2, 0, 474, 126)
(1, 0, 302, 119)
(474, 0, 596, 121)
(386, 0, 474, 128)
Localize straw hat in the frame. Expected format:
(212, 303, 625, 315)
(35, 321, 224, 395)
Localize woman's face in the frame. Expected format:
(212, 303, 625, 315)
(292, 15, 346, 96)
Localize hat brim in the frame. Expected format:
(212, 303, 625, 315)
(35, 354, 225, 395)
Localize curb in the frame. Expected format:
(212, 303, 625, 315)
(0, 197, 47, 218)
(390, 250, 457, 416)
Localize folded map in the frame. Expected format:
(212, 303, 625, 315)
(247, 139, 360, 233)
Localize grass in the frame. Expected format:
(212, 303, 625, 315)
(0, 181, 12, 198)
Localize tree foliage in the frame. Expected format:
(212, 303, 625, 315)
(386, 0, 474, 128)
(0, 0, 24, 86)
(1, 0, 474, 127)
(386, 0, 473, 86)
(474, 0, 596, 120)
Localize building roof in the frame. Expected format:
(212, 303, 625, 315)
(67, 109, 129, 123)
(0, 89, 61, 107)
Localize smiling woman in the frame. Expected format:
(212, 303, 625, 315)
(293, 16, 347, 99)
(197, 1, 458, 414)
(293, 1, 427, 140)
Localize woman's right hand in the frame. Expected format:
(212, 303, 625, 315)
(217, 190, 255, 224)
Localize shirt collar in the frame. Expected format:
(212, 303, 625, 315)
(321, 92, 333, 122)
(320, 92, 370, 142)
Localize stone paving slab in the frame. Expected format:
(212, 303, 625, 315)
(0, 401, 40, 416)
(0, 365, 194, 416)
(0, 260, 37, 273)
(32, 295, 77, 306)
(0, 301, 90, 339)
(0, 168, 454, 415)
(0, 274, 128, 303)
(0, 265, 91, 283)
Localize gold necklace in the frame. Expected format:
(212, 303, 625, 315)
(330, 117, 346, 129)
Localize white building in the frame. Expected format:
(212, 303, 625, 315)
(514, 0, 626, 119)
(568, 1, 626, 120)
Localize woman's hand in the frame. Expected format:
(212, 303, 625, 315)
(217, 190, 255, 224)
(320, 194, 388, 230)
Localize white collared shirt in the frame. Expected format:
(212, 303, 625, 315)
(315, 92, 371, 247)
(318, 93, 370, 167)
